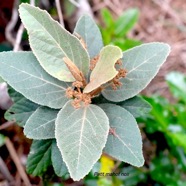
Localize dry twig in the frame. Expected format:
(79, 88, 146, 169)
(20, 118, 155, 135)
(5, 138, 32, 186)
(0, 157, 14, 182)
(55, 0, 65, 27)
(0, 121, 15, 131)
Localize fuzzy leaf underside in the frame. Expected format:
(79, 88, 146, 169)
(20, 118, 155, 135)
(84, 45, 122, 93)
(102, 43, 171, 102)
(0, 52, 69, 109)
(92, 95, 152, 118)
(26, 139, 53, 176)
(99, 104, 144, 167)
(119, 96, 152, 118)
(5, 97, 39, 127)
(52, 140, 68, 177)
(19, 3, 90, 82)
(24, 107, 58, 139)
(74, 15, 103, 58)
(55, 101, 109, 181)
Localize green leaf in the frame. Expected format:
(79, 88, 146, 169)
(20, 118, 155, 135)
(0, 76, 4, 83)
(101, 8, 114, 28)
(24, 107, 58, 139)
(166, 72, 186, 103)
(119, 96, 152, 118)
(74, 15, 103, 59)
(51, 140, 68, 177)
(0, 134, 5, 147)
(19, 3, 90, 82)
(99, 104, 144, 167)
(26, 139, 53, 176)
(7, 86, 23, 102)
(169, 133, 186, 153)
(0, 52, 69, 109)
(102, 43, 171, 102)
(113, 38, 141, 51)
(84, 45, 122, 93)
(5, 97, 39, 127)
(114, 8, 139, 36)
(55, 101, 109, 181)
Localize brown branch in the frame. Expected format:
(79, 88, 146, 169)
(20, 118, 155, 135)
(5, 138, 32, 186)
(13, 24, 24, 51)
(0, 156, 14, 182)
(0, 121, 15, 130)
(55, 0, 65, 27)
(5, 0, 19, 47)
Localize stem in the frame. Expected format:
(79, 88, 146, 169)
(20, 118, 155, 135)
(55, 0, 65, 27)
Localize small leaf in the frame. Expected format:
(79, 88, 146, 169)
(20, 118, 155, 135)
(114, 8, 139, 37)
(102, 43, 171, 102)
(19, 3, 90, 82)
(84, 45, 122, 93)
(0, 52, 69, 109)
(5, 97, 39, 127)
(24, 107, 58, 139)
(74, 15, 103, 58)
(101, 8, 114, 28)
(99, 104, 144, 167)
(119, 96, 152, 118)
(55, 101, 109, 181)
(51, 140, 68, 177)
(26, 139, 53, 176)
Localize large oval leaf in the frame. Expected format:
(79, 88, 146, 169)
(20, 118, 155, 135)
(19, 3, 90, 82)
(74, 15, 103, 59)
(55, 101, 109, 181)
(99, 104, 144, 167)
(24, 107, 58, 139)
(102, 43, 170, 102)
(84, 45, 122, 93)
(0, 52, 69, 109)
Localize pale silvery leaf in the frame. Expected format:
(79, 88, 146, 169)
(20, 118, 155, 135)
(74, 15, 103, 58)
(99, 104, 144, 167)
(84, 45, 122, 93)
(52, 140, 68, 177)
(119, 96, 152, 118)
(24, 107, 58, 139)
(5, 97, 39, 127)
(19, 3, 90, 82)
(0, 52, 69, 109)
(55, 101, 109, 181)
(102, 43, 171, 102)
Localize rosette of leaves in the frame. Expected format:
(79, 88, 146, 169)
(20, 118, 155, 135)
(0, 3, 171, 181)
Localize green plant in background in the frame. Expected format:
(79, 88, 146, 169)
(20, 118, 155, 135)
(0, 3, 170, 181)
(100, 8, 141, 51)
